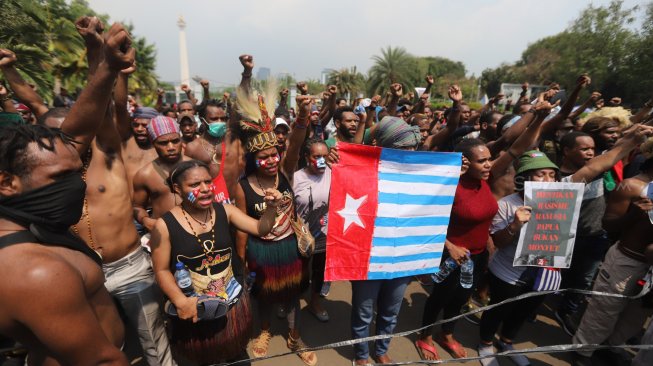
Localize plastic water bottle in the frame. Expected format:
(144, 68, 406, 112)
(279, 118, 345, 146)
(431, 257, 458, 283)
(460, 255, 474, 289)
(174, 262, 196, 297)
(245, 272, 256, 292)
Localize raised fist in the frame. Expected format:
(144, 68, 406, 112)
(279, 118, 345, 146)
(280, 88, 289, 98)
(0, 49, 18, 69)
(296, 95, 312, 117)
(75, 16, 104, 49)
(157, 88, 164, 97)
(200, 79, 209, 89)
(425, 75, 434, 85)
(181, 84, 190, 93)
(448, 85, 462, 103)
(327, 85, 337, 94)
(296, 82, 308, 95)
(577, 74, 591, 88)
(239, 55, 254, 70)
(103, 23, 135, 72)
(223, 92, 230, 100)
(390, 83, 403, 97)
(521, 82, 529, 91)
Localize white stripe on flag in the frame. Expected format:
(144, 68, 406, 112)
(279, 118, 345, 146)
(378, 180, 458, 196)
(368, 259, 440, 273)
(377, 203, 452, 217)
(373, 225, 449, 238)
(370, 243, 445, 257)
(378, 161, 461, 178)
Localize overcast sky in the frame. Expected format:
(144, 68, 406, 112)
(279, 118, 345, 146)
(86, 0, 644, 87)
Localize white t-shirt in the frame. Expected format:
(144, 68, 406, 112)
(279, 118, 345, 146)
(488, 193, 528, 285)
(293, 168, 331, 253)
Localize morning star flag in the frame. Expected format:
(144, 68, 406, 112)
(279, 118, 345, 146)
(325, 142, 462, 281)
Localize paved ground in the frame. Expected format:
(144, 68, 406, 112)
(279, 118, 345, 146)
(242, 280, 577, 366)
(116, 279, 645, 366)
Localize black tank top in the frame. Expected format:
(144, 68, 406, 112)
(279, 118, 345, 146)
(239, 173, 295, 241)
(162, 204, 244, 299)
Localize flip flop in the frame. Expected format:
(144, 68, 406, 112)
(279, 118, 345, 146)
(414, 339, 440, 360)
(435, 334, 467, 358)
(309, 307, 330, 322)
(196, 296, 229, 321)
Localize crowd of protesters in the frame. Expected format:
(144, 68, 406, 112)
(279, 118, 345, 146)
(1, 16, 653, 366)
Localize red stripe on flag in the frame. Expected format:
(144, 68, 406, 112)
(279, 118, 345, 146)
(325, 142, 380, 281)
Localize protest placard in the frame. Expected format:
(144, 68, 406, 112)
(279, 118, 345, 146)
(513, 181, 584, 268)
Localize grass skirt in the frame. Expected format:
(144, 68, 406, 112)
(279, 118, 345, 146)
(168, 292, 252, 364)
(246, 234, 309, 304)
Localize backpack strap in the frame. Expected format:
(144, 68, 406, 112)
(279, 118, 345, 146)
(0, 231, 38, 249)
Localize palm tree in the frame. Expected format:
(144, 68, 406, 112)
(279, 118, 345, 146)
(327, 67, 365, 103)
(367, 46, 418, 96)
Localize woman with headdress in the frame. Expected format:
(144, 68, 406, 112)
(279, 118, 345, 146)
(149, 159, 283, 364)
(233, 90, 317, 366)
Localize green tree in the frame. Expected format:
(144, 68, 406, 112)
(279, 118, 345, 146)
(327, 67, 365, 102)
(367, 46, 418, 96)
(480, 0, 647, 104)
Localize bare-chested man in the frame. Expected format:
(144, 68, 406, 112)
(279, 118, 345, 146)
(133, 116, 190, 231)
(122, 106, 159, 186)
(572, 136, 653, 365)
(0, 52, 128, 366)
(183, 55, 252, 203)
(1, 18, 175, 365)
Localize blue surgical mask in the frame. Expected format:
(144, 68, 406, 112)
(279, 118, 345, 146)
(207, 122, 227, 138)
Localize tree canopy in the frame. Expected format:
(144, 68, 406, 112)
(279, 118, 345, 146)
(481, 0, 651, 105)
(0, 0, 158, 103)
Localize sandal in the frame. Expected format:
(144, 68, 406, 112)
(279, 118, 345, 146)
(414, 339, 440, 360)
(287, 333, 318, 366)
(435, 334, 467, 359)
(251, 330, 271, 358)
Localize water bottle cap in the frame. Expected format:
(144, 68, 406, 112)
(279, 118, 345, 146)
(175, 262, 185, 270)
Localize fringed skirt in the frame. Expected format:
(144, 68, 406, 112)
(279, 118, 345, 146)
(168, 292, 253, 364)
(246, 234, 309, 304)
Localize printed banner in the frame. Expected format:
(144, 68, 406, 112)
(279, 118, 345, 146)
(325, 142, 462, 281)
(514, 181, 584, 268)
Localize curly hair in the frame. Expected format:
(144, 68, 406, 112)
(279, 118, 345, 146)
(0, 124, 77, 179)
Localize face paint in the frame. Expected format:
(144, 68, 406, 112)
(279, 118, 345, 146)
(256, 154, 280, 168)
(312, 157, 327, 169)
(187, 188, 201, 203)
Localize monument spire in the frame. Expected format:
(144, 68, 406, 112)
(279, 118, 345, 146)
(177, 15, 190, 87)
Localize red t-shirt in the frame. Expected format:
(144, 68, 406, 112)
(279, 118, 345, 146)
(446, 176, 498, 254)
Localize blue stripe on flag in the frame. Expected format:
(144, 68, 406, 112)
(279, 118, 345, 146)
(380, 149, 462, 166)
(377, 192, 454, 206)
(378, 172, 458, 185)
(367, 267, 440, 280)
(372, 235, 446, 246)
(369, 251, 442, 264)
(375, 216, 451, 227)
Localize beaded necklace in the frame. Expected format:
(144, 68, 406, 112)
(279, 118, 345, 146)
(180, 205, 216, 258)
(71, 149, 97, 252)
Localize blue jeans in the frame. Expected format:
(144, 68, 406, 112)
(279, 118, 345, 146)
(559, 233, 611, 315)
(350, 277, 410, 360)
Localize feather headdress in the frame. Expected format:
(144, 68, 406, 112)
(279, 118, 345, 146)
(236, 79, 280, 152)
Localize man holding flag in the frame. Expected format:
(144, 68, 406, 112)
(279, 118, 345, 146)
(326, 86, 463, 365)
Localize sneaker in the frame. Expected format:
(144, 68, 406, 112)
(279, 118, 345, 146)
(554, 311, 579, 337)
(496, 339, 530, 366)
(477, 343, 499, 366)
(320, 282, 331, 297)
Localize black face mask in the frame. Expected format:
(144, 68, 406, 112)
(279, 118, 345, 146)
(0, 172, 86, 232)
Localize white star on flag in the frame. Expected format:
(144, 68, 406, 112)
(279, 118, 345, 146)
(337, 194, 367, 232)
